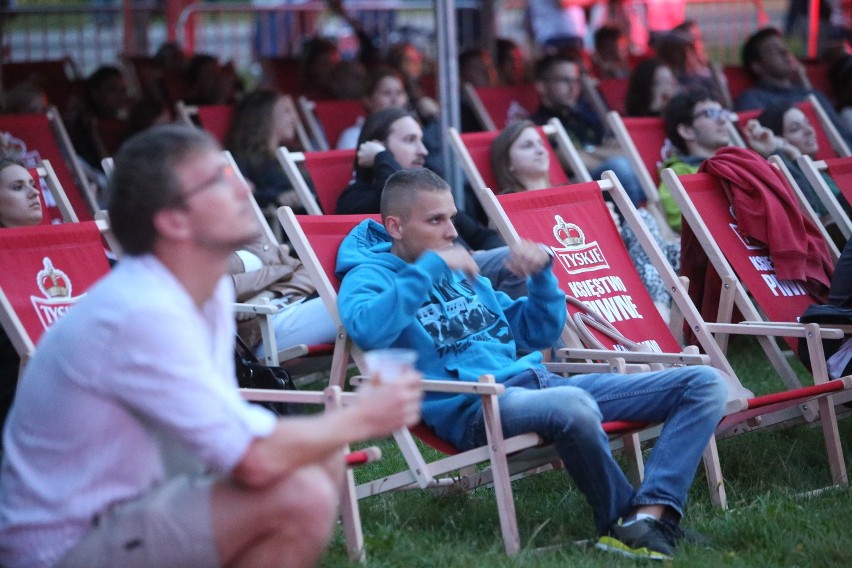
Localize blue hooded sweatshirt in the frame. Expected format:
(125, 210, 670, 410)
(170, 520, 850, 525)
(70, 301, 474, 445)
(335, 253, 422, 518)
(336, 219, 567, 449)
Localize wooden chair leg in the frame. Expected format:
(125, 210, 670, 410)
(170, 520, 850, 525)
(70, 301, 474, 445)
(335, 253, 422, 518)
(325, 387, 366, 562)
(818, 395, 849, 486)
(480, 376, 521, 556)
(622, 432, 644, 488)
(702, 434, 727, 509)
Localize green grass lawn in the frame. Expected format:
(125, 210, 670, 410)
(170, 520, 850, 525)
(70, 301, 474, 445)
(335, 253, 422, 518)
(317, 337, 852, 566)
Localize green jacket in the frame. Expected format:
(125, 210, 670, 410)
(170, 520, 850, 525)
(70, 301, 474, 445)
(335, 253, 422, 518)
(657, 155, 704, 232)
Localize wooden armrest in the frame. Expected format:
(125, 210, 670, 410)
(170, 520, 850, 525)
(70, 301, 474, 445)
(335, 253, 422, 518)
(557, 347, 710, 365)
(350, 375, 505, 395)
(547, 361, 652, 374)
(277, 343, 309, 362)
(705, 322, 844, 339)
(233, 302, 279, 315)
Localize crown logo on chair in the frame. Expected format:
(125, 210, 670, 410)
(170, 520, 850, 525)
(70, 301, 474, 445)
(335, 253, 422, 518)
(553, 215, 584, 248)
(36, 257, 71, 299)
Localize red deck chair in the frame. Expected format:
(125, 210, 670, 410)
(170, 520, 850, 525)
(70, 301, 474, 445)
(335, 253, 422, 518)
(0, 221, 110, 369)
(607, 111, 672, 220)
(449, 118, 587, 194)
(799, 60, 835, 103)
(277, 147, 355, 215)
(196, 104, 234, 144)
(582, 75, 629, 119)
(0, 108, 97, 220)
(799, 154, 852, 239)
(597, 77, 629, 115)
(712, 64, 756, 109)
(475, 173, 852, 492)
(176, 102, 233, 143)
(662, 168, 851, 483)
(276, 206, 649, 556)
(298, 97, 365, 151)
(464, 83, 540, 131)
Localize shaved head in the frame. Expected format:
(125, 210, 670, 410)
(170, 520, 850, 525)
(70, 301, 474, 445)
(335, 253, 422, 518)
(380, 168, 451, 221)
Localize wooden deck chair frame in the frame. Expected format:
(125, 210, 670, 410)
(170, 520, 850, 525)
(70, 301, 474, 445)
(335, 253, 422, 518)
(34, 159, 78, 224)
(463, 82, 540, 132)
(276, 147, 355, 215)
(473, 171, 852, 492)
(662, 168, 851, 484)
(580, 75, 629, 124)
(449, 118, 590, 195)
(47, 106, 99, 215)
(297, 97, 364, 151)
(276, 206, 653, 556)
(798, 154, 852, 240)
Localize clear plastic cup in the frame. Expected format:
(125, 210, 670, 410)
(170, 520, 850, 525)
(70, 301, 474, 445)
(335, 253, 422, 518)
(364, 348, 418, 383)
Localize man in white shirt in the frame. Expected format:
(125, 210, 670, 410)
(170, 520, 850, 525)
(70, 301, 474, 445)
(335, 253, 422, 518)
(0, 124, 422, 568)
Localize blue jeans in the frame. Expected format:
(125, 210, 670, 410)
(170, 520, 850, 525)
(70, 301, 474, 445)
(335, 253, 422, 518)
(461, 366, 727, 534)
(472, 246, 528, 300)
(591, 155, 647, 209)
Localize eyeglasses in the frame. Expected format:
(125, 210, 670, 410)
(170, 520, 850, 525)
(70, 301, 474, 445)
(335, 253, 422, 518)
(692, 107, 733, 122)
(178, 164, 236, 203)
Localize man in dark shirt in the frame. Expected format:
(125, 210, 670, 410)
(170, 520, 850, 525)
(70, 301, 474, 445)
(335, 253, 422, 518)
(735, 27, 852, 149)
(530, 55, 647, 207)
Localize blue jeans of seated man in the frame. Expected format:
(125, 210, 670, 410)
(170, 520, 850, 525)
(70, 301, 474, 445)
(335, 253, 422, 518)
(591, 155, 646, 209)
(460, 365, 727, 535)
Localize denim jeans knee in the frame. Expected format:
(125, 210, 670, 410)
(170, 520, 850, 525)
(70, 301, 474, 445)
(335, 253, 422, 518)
(593, 155, 647, 208)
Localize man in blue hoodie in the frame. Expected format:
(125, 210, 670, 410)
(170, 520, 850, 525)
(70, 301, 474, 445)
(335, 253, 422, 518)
(336, 168, 729, 561)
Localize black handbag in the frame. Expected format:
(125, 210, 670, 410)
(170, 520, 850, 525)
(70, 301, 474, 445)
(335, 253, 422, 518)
(234, 335, 300, 416)
(797, 303, 852, 372)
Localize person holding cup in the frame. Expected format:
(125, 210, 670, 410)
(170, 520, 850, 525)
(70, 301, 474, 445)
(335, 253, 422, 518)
(336, 167, 728, 561)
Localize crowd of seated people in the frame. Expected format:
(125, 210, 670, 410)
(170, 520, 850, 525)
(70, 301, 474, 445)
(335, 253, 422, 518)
(3, 10, 852, 566)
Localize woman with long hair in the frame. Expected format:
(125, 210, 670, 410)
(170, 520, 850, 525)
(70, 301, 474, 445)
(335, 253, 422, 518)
(225, 89, 308, 211)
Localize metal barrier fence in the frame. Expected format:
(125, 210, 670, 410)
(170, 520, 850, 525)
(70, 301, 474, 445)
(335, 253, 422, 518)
(1, 0, 784, 79)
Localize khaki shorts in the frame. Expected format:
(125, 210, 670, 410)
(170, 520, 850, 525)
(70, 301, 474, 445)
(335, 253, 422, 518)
(57, 475, 220, 568)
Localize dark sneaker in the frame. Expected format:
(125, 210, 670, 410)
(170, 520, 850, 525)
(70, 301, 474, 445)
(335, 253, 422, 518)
(596, 518, 677, 561)
(660, 519, 713, 549)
